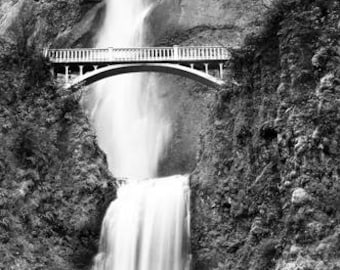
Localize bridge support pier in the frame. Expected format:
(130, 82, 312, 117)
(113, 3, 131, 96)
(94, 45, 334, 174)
(93, 65, 98, 70)
(204, 63, 209, 74)
(190, 63, 194, 69)
(219, 63, 224, 79)
(65, 65, 69, 83)
(79, 65, 84, 76)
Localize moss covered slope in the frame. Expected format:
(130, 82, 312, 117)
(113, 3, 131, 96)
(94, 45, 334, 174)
(191, 1, 340, 269)
(0, 42, 114, 270)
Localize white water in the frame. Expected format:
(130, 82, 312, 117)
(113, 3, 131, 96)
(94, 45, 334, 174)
(93, 176, 191, 270)
(91, 0, 170, 179)
(90, 0, 191, 269)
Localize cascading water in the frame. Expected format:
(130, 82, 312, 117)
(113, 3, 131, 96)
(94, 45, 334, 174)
(90, 0, 191, 269)
(93, 176, 190, 270)
(91, 0, 171, 179)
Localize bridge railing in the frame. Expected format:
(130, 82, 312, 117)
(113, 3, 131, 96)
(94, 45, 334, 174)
(45, 46, 231, 63)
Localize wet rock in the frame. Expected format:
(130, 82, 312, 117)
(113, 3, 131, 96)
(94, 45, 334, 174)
(312, 47, 328, 68)
(291, 188, 310, 205)
(289, 244, 301, 257)
(191, 1, 340, 269)
(306, 221, 325, 239)
(315, 261, 327, 270)
(283, 181, 292, 187)
(315, 242, 329, 254)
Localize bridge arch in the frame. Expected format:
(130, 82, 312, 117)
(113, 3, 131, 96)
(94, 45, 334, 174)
(66, 63, 226, 89)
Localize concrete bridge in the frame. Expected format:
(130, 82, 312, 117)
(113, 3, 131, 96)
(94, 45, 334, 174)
(44, 46, 231, 89)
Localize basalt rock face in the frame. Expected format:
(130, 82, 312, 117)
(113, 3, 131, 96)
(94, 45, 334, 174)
(148, 0, 270, 47)
(0, 0, 104, 48)
(190, 1, 340, 269)
(0, 49, 115, 270)
(0, 1, 115, 269)
(153, 0, 269, 177)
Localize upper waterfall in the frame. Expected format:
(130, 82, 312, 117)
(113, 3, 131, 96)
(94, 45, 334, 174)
(91, 0, 171, 179)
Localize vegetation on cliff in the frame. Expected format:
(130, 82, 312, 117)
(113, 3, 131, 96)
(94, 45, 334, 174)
(1, 0, 103, 48)
(0, 41, 115, 270)
(191, 0, 340, 269)
(0, 1, 115, 269)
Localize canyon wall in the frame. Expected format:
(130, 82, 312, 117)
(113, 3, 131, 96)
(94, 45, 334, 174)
(189, 1, 340, 269)
(151, 0, 269, 177)
(0, 1, 114, 269)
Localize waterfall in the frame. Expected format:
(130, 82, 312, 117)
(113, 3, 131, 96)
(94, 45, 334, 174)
(92, 0, 170, 179)
(90, 0, 191, 269)
(93, 176, 190, 270)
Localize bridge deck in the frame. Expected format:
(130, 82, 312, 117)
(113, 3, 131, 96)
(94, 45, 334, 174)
(45, 46, 231, 64)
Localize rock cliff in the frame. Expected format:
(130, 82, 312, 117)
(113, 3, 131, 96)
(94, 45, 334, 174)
(0, 1, 114, 269)
(189, 1, 340, 269)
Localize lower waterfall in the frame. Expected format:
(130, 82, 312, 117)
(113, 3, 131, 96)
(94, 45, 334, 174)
(90, 0, 191, 269)
(93, 176, 191, 270)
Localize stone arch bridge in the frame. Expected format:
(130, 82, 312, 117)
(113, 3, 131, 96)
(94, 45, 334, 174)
(44, 46, 231, 89)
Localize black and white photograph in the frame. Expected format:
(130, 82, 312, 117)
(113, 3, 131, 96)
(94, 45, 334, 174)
(0, 0, 340, 269)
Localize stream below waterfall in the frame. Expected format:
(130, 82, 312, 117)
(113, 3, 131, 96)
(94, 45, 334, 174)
(89, 0, 191, 269)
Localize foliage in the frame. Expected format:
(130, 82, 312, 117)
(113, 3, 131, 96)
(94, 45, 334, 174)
(192, 0, 340, 269)
(0, 39, 115, 269)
